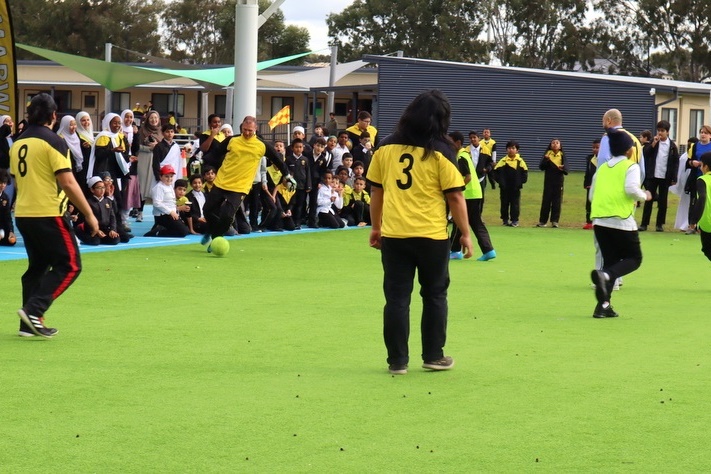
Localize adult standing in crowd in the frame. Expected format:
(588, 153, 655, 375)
(684, 125, 711, 233)
(200, 114, 226, 170)
(136, 110, 162, 218)
(120, 109, 141, 226)
(10, 93, 98, 338)
(327, 112, 338, 136)
(368, 90, 472, 376)
(346, 111, 379, 149)
(56, 115, 87, 192)
(75, 111, 95, 193)
(640, 120, 679, 232)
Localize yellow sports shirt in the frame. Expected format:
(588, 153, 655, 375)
(368, 139, 464, 240)
(214, 135, 270, 193)
(10, 125, 72, 217)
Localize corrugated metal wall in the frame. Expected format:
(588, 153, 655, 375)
(374, 58, 658, 171)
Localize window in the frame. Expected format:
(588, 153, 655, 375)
(271, 97, 295, 119)
(25, 90, 73, 113)
(690, 109, 704, 139)
(111, 92, 130, 114)
(308, 100, 324, 120)
(661, 108, 678, 141)
(214, 95, 226, 118)
(151, 93, 185, 116)
(334, 102, 348, 116)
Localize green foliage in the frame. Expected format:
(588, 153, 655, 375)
(161, 0, 310, 64)
(326, 0, 488, 62)
(11, 0, 164, 61)
(11, 0, 310, 65)
(594, 0, 711, 81)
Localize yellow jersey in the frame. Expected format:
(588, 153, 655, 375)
(214, 135, 286, 193)
(10, 124, 72, 217)
(367, 136, 463, 240)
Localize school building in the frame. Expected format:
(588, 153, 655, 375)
(364, 55, 711, 170)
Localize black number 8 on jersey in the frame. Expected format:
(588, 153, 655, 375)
(17, 144, 29, 177)
(397, 153, 414, 190)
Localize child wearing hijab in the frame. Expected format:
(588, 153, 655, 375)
(87, 113, 131, 231)
(57, 115, 87, 192)
(75, 112, 95, 163)
(120, 109, 141, 224)
(220, 124, 234, 137)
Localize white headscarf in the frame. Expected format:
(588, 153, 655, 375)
(220, 124, 233, 136)
(75, 111, 94, 145)
(56, 115, 84, 171)
(0, 115, 12, 147)
(120, 109, 135, 145)
(86, 113, 129, 178)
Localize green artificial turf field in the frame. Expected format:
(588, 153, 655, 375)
(2, 172, 710, 472)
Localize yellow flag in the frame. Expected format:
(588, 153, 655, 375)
(268, 105, 290, 130)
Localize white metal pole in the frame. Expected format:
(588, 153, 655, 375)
(104, 43, 112, 118)
(233, 0, 259, 124)
(225, 87, 234, 126)
(326, 44, 338, 117)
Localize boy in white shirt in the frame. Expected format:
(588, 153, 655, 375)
(145, 165, 190, 237)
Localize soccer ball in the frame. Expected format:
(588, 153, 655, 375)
(210, 237, 230, 257)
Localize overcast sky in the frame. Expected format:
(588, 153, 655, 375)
(279, 0, 355, 52)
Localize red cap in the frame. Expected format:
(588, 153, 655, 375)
(160, 165, 176, 175)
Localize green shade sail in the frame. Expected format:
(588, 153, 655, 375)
(17, 43, 325, 90)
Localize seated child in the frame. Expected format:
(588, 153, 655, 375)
(335, 165, 354, 194)
(351, 160, 369, 193)
(270, 177, 297, 231)
(75, 176, 120, 245)
(0, 169, 17, 246)
(145, 165, 190, 237)
(186, 174, 208, 234)
(340, 153, 355, 187)
(202, 165, 217, 194)
(100, 172, 132, 242)
(342, 176, 371, 226)
(316, 169, 345, 229)
(174, 178, 192, 228)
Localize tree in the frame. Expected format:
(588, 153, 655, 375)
(483, 0, 590, 69)
(11, 0, 164, 61)
(326, 0, 488, 63)
(594, 0, 711, 82)
(163, 0, 310, 64)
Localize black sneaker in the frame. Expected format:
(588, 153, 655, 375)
(593, 303, 619, 318)
(422, 356, 454, 371)
(638, 225, 647, 231)
(144, 224, 160, 237)
(17, 309, 58, 339)
(590, 270, 609, 304)
(656, 225, 664, 232)
(388, 364, 408, 375)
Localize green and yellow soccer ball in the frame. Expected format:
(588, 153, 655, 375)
(210, 237, 230, 257)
